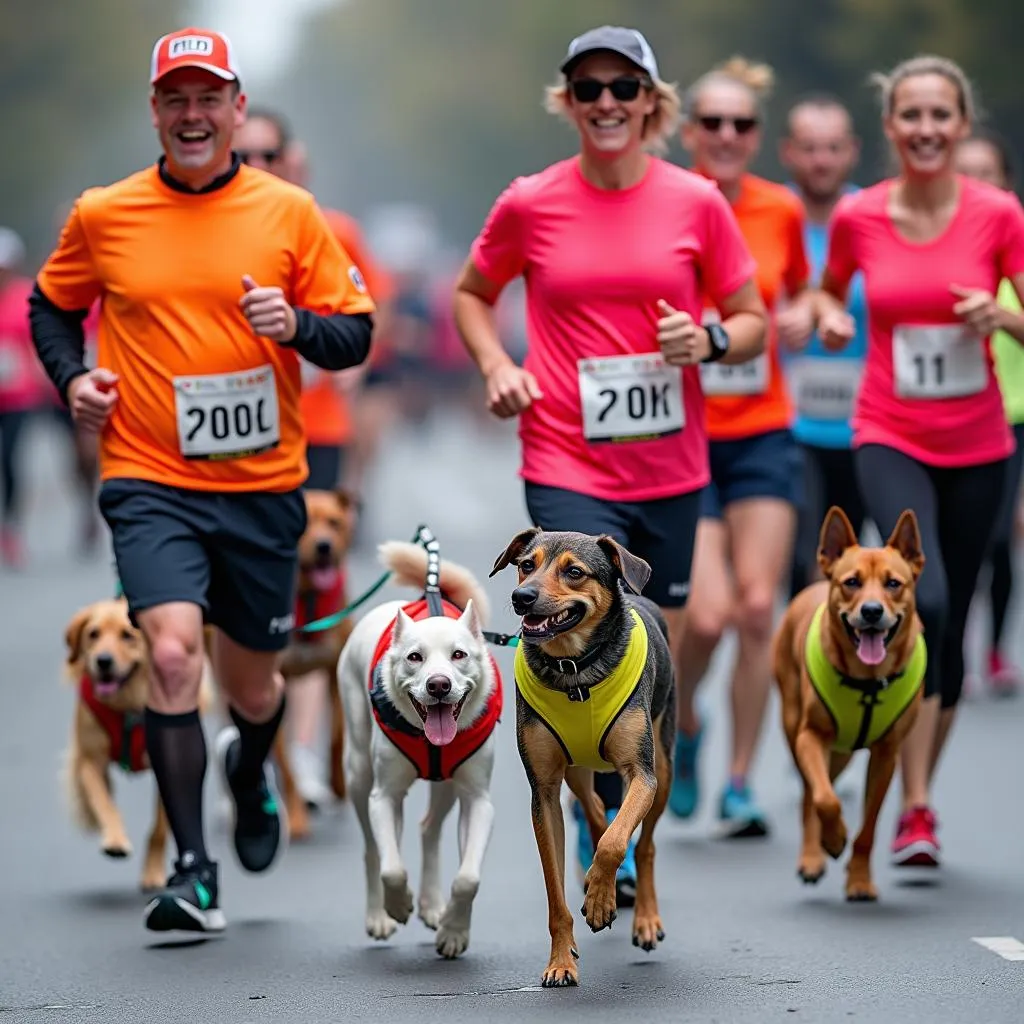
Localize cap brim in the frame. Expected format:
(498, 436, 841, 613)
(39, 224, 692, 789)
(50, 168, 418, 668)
(152, 61, 237, 85)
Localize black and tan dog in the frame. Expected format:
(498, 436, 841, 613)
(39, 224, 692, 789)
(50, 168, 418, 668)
(491, 528, 674, 988)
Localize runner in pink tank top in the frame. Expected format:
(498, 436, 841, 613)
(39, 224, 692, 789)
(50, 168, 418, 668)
(454, 26, 766, 906)
(818, 57, 1024, 871)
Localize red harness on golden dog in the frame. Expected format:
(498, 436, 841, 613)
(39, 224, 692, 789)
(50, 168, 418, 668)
(79, 675, 147, 773)
(367, 598, 503, 781)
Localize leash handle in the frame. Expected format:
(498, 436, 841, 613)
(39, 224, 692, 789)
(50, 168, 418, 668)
(419, 524, 445, 618)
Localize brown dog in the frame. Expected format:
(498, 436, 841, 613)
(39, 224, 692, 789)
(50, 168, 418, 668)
(273, 488, 357, 838)
(772, 506, 927, 901)
(64, 598, 169, 891)
(491, 528, 675, 987)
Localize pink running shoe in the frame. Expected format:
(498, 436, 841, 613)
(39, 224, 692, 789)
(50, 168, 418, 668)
(988, 651, 1022, 698)
(891, 806, 940, 867)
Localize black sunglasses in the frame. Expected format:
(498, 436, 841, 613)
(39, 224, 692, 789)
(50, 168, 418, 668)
(238, 148, 283, 164)
(696, 115, 760, 135)
(569, 76, 650, 103)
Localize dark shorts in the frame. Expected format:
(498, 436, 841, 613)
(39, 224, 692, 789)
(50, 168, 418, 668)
(305, 444, 346, 491)
(523, 482, 701, 608)
(98, 478, 307, 652)
(700, 428, 801, 519)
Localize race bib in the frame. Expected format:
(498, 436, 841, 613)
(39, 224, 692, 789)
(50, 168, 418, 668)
(788, 357, 862, 421)
(700, 355, 769, 396)
(578, 353, 684, 443)
(893, 324, 986, 399)
(174, 365, 280, 460)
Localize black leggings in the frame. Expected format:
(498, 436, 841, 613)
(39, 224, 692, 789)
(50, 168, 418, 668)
(0, 410, 30, 523)
(790, 444, 869, 600)
(983, 423, 1024, 651)
(854, 444, 1007, 709)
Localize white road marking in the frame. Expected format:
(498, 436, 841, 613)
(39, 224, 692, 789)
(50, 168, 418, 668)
(971, 936, 1024, 961)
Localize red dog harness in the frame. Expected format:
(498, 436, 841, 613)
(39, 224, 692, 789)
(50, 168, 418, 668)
(79, 675, 147, 774)
(368, 598, 503, 781)
(293, 570, 346, 640)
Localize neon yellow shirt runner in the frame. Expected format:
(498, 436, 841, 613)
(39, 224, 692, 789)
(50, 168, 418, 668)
(514, 608, 648, 771)
(805, 604, 926, 754)
(993, 278, 1024, 425)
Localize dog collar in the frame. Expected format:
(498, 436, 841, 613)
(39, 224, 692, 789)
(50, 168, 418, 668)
(533, 640, 609, 680)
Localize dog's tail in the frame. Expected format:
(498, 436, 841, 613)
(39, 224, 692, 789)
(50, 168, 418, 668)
(377, 541, 491, 624)
(63, 738, 101, 833)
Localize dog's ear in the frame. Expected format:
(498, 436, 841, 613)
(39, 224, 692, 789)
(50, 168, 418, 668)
(391, 607, 415, 645)
(64, 606, 94, 668)
(334, 487, 360, 518)
(458, 599, 484, 642)
(817, 506, 859, 577)
(886, 509, 926, 580)
(597, 535, 652, 595)
(489, 527, 541, 577)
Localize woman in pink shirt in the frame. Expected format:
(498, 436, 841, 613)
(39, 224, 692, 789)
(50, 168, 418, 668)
(819, 56, 1024, 869)
(455, 25, 766, 905)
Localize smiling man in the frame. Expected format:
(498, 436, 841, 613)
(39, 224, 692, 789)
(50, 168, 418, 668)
(29, 27, 376, 939)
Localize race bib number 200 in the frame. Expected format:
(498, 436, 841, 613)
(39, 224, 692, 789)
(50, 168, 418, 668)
(578, 354, 685, 443)
(174, 365, 281, 460)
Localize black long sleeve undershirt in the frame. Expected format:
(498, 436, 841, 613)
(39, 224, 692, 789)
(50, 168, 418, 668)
(28, 284, 88, 406)
(28, 283, 373, 405)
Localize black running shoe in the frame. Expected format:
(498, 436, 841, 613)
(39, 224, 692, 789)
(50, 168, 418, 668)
(144, 852, 225, 934)
(215, 726, 287, 874)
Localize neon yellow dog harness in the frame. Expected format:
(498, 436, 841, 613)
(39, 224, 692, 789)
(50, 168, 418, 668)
(514, 608, 647, 771)
(806, 603, 926, 754)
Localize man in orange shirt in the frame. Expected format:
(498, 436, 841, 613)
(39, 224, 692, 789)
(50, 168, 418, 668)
(29, 27, 375, 937)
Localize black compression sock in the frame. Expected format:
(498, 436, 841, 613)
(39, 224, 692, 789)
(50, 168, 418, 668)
(144, 707, 209, 865)
(228, 694, 286, 791)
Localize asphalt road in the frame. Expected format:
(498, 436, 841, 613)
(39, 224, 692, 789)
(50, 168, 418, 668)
(2, 408, 1023, 1024)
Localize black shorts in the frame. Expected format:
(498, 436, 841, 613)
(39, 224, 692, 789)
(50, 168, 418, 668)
(700, 428, 802, 519)
(305, 444, 346, 491)
(98, 478, 307, 652)
(523, 482, 700, 608)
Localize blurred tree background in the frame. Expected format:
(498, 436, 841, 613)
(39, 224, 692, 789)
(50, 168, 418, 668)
(3, 0, 1023, 267)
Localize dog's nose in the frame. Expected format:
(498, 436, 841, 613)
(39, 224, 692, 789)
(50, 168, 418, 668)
(95, 652, 114, 673)
(315, 539, 332, 558)
(860, 601, 884, 625)
(512, 585, 539, 614)
(426, 675, 451, 699)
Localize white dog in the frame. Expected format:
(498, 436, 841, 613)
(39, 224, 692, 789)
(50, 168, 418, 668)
(339, 540, 502, 959)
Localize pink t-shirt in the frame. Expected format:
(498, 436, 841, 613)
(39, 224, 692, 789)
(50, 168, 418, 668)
(470, 157, 756, 501)
(827, 177, 1024, 467)
(0, 276, 49, 412)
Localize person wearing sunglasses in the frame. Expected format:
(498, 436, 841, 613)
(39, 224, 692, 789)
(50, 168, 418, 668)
(455, 26, 766, 906)
(670, 57, 815, 839)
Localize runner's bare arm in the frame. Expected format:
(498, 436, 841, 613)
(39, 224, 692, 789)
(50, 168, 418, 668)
(713, 278, 769, 366)
(950, 274, 1024, 344)
(453, 259, 513, 376)
(815, 269, 856, 351)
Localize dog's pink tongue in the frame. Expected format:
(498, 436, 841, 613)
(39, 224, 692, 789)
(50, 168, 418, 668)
(857, 632, 887, 666)
(310, 567, 339, 591)
(424, 704, 458, 746)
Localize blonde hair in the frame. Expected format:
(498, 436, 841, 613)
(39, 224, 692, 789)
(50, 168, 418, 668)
(684, 56, 774, 119)
(543, 74, 683, 156)
(870, 55, 976, 121)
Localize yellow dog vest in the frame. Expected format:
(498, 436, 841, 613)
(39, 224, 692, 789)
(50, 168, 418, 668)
(806, 603, 926, 754)
(514, 608, 647, 771)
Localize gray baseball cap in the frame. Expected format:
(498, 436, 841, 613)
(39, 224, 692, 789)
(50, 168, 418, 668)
(560, 26, 660, 79)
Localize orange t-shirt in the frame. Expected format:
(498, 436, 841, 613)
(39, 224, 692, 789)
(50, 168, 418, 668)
(701, 174, 809, 441)
(36, 164, 374, 492)
(300, 208, 393, 447)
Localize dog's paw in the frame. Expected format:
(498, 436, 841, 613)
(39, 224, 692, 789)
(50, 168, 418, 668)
(102, 838, 132, 859)
(140, 868, 166, 893)
(381, 870, 414, 924)
(845, 859, 878, 902)
(435, 922, 470, 959)
(632, 912, 665, 953)
(820, 817, 848, 860)
(366, 909, 400, 941)
(797, 853, 827, 884)
(418, 898, 444, 931)
(581, 868, 617, 933)
(541, 947, 580, 988)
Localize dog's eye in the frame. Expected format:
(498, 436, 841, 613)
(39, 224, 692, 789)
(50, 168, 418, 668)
(885, 578, 903, 590)
(565, 566, 585, 581)
(518, 559, 535, 574)
(451, 649, 467, 661)
(842, 576, 861, 589)
(407, 651, 423, 663)
(121, 629, 135, 641)
(86, 627, 100, 640)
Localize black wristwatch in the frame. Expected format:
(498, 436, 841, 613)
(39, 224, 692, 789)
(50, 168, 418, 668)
(701, 321, 730, 363)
